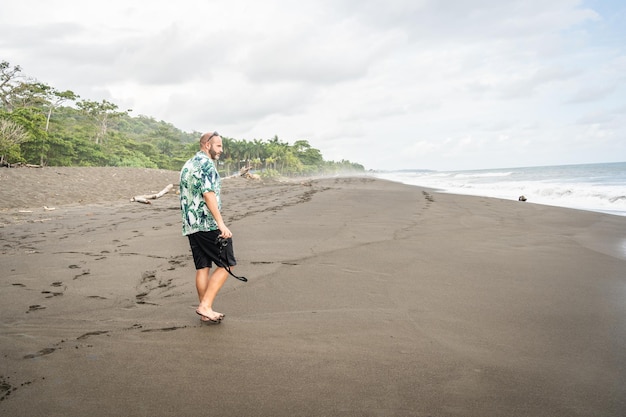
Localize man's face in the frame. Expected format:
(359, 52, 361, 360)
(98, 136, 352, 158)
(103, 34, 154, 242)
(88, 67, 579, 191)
(207, 137, 223, 160)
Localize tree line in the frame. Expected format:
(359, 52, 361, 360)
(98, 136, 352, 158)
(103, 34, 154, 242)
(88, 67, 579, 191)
(0, 60, 365, 177)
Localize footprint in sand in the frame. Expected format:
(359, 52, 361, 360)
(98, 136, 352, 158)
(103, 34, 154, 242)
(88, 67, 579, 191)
(141, 326, 186, 332)
(41, 291, 63, 298)
(23, 347, 56, 359)
(167, 256, 187, 270)
(76, 330, 109, 340)
(26, 305, 46, 313)
(73, 270, 90, 280)
(87, 295, 107, 300)
(141, 271, 157, 282)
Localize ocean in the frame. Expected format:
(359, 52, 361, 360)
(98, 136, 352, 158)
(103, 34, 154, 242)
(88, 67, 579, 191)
(373, 161, 626, 217)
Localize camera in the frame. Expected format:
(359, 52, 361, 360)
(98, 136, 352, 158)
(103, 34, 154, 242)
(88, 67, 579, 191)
(215, 236, 229, 248)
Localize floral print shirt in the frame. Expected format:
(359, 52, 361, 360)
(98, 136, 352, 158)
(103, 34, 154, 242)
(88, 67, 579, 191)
(179, 151, 221, 236)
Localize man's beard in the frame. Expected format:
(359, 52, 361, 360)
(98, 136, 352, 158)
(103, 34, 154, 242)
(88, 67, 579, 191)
(209, 149, 221, 160)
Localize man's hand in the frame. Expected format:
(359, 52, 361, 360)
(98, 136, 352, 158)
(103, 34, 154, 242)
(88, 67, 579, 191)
(219, 225, 232, 239)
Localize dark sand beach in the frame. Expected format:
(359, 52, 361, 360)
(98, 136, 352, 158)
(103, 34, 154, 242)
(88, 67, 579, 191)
(1, 167, 625, 416)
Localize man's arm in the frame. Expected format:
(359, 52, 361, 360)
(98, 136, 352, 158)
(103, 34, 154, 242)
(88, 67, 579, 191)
(203, 191, 232, 238)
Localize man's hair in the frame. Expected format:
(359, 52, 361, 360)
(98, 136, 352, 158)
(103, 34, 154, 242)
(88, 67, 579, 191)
(199, 132, 211, 146)
(200, 131, 219, 146)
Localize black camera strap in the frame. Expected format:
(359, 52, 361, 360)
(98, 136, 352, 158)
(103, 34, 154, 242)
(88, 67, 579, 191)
(216, 238, 248, 282)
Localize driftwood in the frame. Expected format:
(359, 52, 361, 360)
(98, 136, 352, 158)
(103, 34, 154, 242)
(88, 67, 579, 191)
(239, 166, 260, 180)
(1, 162, 43, 168)
(131, 184, 175, 204)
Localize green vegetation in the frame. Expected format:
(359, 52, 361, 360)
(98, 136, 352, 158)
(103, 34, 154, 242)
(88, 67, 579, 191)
(0, 60, 365, 176)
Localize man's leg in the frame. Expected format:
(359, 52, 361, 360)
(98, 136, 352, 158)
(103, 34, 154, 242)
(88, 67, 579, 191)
(197, 267, 230, 321)
(195, 267, 210, 301)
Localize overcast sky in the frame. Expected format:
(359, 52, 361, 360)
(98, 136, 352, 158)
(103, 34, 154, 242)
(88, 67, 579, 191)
(1, 0, 624, 171)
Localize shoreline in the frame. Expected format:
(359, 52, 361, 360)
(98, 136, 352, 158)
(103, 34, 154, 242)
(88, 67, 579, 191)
(1, 168, 625, 416)
(372, 162, 626, 217)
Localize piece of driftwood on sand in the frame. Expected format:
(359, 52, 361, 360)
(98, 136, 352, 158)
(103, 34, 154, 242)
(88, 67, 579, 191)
(130, 183, 175, 204)
(239, 166, 261, 180)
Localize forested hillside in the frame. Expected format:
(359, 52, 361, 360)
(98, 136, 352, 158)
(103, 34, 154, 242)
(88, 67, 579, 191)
(0, 60, 364, 176)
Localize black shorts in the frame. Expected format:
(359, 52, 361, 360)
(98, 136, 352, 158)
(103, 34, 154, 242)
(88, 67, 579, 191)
(187, 230, 237, 270)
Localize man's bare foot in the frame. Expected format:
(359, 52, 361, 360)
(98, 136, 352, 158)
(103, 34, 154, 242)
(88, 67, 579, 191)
(199, 311, 225, 322)
(196, 308, 222, 322)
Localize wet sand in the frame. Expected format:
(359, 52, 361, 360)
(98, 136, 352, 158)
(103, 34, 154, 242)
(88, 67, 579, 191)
(1, 167, 625, 416)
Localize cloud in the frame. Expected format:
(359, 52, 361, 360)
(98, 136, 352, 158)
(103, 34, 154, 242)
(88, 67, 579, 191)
(0, 0, 624, 170)
(567, 83, 618, 104)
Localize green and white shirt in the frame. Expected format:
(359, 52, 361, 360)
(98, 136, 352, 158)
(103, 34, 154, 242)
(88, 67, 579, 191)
(179, 151, 221, 236)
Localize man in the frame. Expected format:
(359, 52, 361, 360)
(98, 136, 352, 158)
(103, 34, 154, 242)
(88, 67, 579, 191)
(179, 131, 235, 323)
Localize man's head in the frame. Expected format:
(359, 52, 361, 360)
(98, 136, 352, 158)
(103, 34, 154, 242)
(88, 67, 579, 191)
(200, 131, 223, 161)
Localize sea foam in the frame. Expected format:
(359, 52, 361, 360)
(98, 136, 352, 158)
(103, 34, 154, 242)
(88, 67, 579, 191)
(374, 162, 626, 216)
